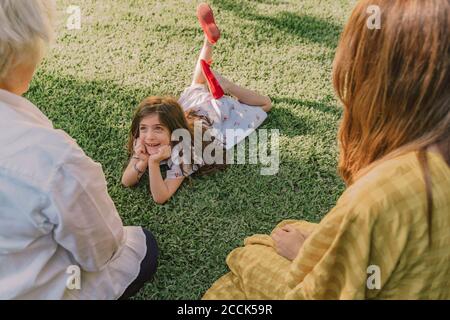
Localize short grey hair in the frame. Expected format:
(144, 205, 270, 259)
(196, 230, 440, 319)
(0, 0, 55, 80)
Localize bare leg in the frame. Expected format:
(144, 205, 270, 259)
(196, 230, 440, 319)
(191, 36, 271, 111)
(215, 71, 272, 112)
(192, 38, 214, 86)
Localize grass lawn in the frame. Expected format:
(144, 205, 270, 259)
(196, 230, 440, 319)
(26, 0, 357, 299)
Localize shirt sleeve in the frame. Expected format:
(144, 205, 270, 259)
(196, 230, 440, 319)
(285, 184, 410, 300)
(285, 203, 371, 299)
(166, 163, 199, 180)
(44, 145, 126, 273)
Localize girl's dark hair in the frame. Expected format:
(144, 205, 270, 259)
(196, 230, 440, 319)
(127, 96, 226, 177)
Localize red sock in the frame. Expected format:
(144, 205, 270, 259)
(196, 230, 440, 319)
(200, 59, 224, 99)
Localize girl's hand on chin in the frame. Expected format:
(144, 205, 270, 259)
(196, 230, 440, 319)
(133, 139, 149, 162)
(148, 145, 172, 164)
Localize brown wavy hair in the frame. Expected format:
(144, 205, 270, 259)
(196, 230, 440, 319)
(333, 0, 450, 242)
(127, 96, 226, 177)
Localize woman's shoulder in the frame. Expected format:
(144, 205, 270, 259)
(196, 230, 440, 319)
(335, 151, 449, 223)
(1, 122, 93, 189)
(353, 151, 448, 195)
(326, 152, 444, 219)
(0, 94, 97, 190)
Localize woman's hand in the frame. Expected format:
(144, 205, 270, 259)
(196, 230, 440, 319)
(271, 224, 310, 261)
(148, 145, 172, 164)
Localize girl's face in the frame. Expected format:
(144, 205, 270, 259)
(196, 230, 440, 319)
(138, 114, 171, 155)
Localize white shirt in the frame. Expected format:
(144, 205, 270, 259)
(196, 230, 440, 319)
(0, 89, 147, 300)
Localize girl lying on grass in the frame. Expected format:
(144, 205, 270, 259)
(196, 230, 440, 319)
(121, 3, 272, 204)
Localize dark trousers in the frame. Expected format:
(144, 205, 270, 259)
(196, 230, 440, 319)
(119, 228, 159, 299)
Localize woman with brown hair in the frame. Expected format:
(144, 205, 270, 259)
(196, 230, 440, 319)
(203, 0, 449, 299)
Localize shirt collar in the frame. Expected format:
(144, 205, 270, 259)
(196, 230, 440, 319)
(0, 89, 53, 128)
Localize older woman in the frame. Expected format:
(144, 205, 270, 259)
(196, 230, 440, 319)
(203, 0, 450, 299)
(0, 0, 157, 299)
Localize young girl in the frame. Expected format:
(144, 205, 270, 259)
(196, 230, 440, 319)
(121, 3, 272, 204)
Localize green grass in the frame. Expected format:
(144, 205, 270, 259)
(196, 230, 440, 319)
(26, 0, 356, 299)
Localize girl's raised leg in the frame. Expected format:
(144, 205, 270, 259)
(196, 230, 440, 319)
(191, 38, 214, 86)
(192, 3, 220, 85)
(215, 71, 272, 112)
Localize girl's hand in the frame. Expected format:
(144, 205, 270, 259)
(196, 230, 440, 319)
(271, 224, 310, 261)
(148, 145, 172, 164)
(133, 139, 149, 162)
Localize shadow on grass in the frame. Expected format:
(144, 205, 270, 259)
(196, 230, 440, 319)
(26, 72, 149, 173)
(262, 96, 341, 139)
(273, 97, 341, 116)
(28, 72, 341, 149)
(211, 0, 342, 48)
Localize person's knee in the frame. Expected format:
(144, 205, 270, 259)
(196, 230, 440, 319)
(262, 96, 272, 112)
